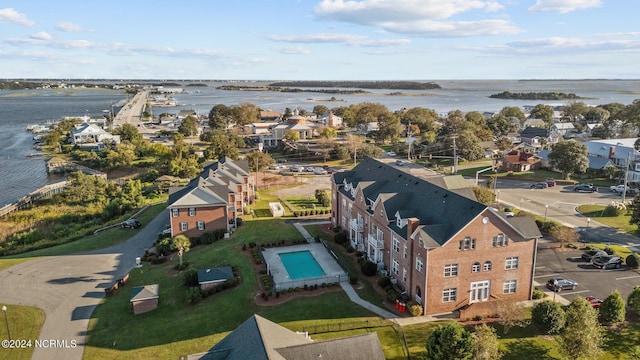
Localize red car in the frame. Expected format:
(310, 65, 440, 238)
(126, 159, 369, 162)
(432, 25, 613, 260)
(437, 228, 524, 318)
(586, 296, 603, 308)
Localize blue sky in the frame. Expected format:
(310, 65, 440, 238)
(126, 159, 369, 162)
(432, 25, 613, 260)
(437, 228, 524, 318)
(0, 0, 637, 80)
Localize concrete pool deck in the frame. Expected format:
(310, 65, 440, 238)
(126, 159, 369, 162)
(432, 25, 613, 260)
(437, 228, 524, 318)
(262, 243, 348, 291)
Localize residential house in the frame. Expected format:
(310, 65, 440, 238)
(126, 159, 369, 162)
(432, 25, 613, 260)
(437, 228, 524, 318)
(519, 127, 549, 152)
(259, 115, 317, 147)
(585, 138, 640, 182)
(167, 157, 253, 238)
(260, 110, 282, 122)
(70, 123, 121, 150)
(317, 111, 344, 128)
(550, 122, 576, 141)
(498, 151, 541, 172)
(331, 158, 540, 318)
(537, 149, 614, 173)
(521, 118, 545, 129)
(188, 314, 385, 360)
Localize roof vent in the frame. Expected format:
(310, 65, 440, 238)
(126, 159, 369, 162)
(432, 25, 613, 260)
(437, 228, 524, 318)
(206, 269, 211, 273)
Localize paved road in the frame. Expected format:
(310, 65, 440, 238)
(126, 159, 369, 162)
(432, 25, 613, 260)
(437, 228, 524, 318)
(0, 212, 166, 360)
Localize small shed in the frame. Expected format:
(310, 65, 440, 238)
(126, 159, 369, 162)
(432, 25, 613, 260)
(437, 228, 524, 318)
(197, 266, 234, 291)
(130, 284, 159, 315)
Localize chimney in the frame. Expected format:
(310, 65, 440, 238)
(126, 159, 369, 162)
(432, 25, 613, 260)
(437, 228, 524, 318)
(608, 146, 616, 159)
(329, 111, 334, 128)
(407, 217, 420, 240)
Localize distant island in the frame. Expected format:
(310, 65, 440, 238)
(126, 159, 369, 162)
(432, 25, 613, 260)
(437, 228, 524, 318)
(217, 85, 369, 95)
(489, 91, 588, 100)
(269, 81, 441, 90)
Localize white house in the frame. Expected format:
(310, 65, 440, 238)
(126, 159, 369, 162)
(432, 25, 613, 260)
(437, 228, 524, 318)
(584, 138, 640, 182)
(70, 123, 120, 149)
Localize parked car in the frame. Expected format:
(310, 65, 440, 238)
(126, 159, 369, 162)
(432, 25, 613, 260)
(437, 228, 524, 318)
(121, 219, 141, 229)
(504, 211, 515, 218)
(313, 167, 328, 175)
(547, 277, 578, 291)
(620, 188, 640, 196)
(592, 255, 623, 269)
(574, 183, 598, 192)
(585, 296, 604, 308)
(546, 179, 557, 187)
(290, 164, 304, 172)
(530, 182, 548, 189)
(610, 184, 626, 193)
(581, 249, 608, 262)
(386, 151, 397, 157)
(396, 160, 405, 166)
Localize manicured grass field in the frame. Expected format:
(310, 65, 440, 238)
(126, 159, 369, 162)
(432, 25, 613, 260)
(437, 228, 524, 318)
(0, 305, 45, 360)
(577, 204, 639, 236)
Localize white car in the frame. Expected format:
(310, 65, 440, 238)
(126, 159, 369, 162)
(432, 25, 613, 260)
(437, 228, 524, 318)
(290, 164, 304, 172)
(313, 168, 328, 175)
(386, 151, 397, 157)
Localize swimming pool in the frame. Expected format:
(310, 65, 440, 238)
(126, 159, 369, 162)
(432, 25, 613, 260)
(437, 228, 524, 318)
(278, 250, 326, 280)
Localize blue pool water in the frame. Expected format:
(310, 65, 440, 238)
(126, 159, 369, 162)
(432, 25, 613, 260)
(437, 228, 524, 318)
(279, 251, 326, 280)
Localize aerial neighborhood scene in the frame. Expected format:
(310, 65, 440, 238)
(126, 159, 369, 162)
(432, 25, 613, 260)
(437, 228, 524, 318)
(2, 1, 640, 360)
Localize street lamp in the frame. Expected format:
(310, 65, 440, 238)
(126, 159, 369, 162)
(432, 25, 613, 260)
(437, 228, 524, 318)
(2, 305, 10, 340)
(585, 218, 591, 246)
(544, 205, 549, 221)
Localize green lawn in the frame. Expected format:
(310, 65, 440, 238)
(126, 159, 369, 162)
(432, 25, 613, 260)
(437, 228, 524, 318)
(577, 204, 640, 236)
(0, 305, 45, 360)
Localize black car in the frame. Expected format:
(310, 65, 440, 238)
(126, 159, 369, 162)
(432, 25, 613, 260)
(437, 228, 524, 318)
(531, 182, 548, 189)
(121, 219, 142, 229)
(592, 255, 623, 269)
(547, 277, 578, 291)
(574, 183, 598, 192)
(581, 249, 608, 262)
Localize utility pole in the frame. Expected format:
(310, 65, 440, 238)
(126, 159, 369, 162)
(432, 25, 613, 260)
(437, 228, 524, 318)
(407, 121, 413, 161)
(451, 134, 458, 174)
(623, 152, 630, 202)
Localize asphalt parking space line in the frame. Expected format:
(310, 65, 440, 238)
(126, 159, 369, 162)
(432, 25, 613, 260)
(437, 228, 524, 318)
(535, 266, 546, 269)
(558, 290, 590, 296)
(616, 275, 640, 280)
(534, 273, 559, 278)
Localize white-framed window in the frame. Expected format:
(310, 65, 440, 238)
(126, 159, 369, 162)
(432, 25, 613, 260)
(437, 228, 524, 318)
(505, 256, 519, 270)
(459, 236, 476, 250)
(442, 288, 457, 302)
(472, 262, 481, 273)
(503, 280, 517, 294)
(416, 257, 424, 273)
(188, 207, 196, 216)
(342, 199, 346, 210)
(483, 261, 492, 271)
(393, 237, 400, 252)
(172, 208, 179, 217)
(418, 236, 424, 248)
(180, 222, 188, 231)
(403, 245, 408, 259)
(444, 264, 459, 277)
(470, 280, 491, 302)
(392, 260, 399, 275)
(493, 233, 508, 247)
(197, 221, 205, 231)
(402, 268, 407, 282)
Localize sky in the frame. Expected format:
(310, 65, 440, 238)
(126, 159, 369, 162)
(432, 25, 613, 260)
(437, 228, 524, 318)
(0, 0, 638, 80)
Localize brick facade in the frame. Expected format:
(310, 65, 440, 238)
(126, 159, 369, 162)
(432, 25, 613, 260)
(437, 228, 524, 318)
(132, 298, 158, 315)
(169, 205, 228, 238)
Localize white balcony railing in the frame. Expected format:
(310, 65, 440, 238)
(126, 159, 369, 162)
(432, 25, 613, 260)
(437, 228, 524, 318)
(349, 219, 363, 232)
(368, 234, 384, 249)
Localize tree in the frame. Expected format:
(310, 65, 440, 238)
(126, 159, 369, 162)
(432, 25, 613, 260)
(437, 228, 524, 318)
(318, 126, 337, 139)
(549, 225, 579, 248)
(600, 290, 626, 324)
(558, 296, 604, 360)
(562, 101, 588, 122)
(313, 105, 329, 116)
(628, 287, 640, 314)
(495, 300, 527, 334)
(245, 151, 274, 172)
(425, 323, 473, 360)
(486, 115, 518, 137)
(472, 186, 495, 205)
(628, 194, 640, 229)
(471, 324, 501, 360)
(529, 104, 554, 128)
(531, 300, 566, 334)
(495, 137, 513, 152)
(231, 102, 260, 127)
(399, 107, 439, 135)
(284, 129, 300, 141)
(178, 115, 198, 137)
(172, 235, 191, 268)
(548, 140, 589, 180)
(208, 104, 233, 130)
(376, 111, 402, 142)
(345, 134, 364, 164)
(499, 106, 525, 123)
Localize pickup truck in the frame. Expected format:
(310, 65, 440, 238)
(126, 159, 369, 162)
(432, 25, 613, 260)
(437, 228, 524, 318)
(610, 184, 626, 193)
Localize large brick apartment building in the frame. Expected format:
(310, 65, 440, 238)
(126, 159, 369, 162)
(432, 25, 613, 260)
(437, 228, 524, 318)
(331, 158, 541, 317)
(167, 157, 253, 238)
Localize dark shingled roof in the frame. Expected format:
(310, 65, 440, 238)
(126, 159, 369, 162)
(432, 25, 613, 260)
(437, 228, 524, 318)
(275, 333, 385, 360)
(336, 157, 485, 246)
(197, 266, 234, 284)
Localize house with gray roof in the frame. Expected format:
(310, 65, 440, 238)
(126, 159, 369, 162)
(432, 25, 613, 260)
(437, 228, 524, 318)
(167, 157, 253, 238)
(188, 314, 385, 360)
(584, 138, 640, 182)
(332, 157, 541, 318)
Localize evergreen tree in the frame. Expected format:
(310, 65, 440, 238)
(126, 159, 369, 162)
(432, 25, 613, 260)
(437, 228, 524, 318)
(600, 290, 626, 323)
(629, 195, 640, 229)
(425, 323, 473, 360)
(627, 287, 640, 314)
(532, 300, 566, 334)
(548, 140, 589, 180)
(558, 297, 604, 360)
(472, 323, 501, 360)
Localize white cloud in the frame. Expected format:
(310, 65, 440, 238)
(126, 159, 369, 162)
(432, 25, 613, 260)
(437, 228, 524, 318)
(30, 32, 52, 41)
(503, 34, 640, 54)
(265, 33, 410, 47)
(313, 0, 517, 37)
(276, 46, 311, 54)
(0, 8, 34, 26)
(528, 0, 602, 14)
(56, 22, 84, 32)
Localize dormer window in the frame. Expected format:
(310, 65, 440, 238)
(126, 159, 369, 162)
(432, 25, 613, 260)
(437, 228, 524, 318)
(397, 217, 402, 227)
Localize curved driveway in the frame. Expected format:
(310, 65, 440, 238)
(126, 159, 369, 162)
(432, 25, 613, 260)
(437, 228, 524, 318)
(0, 212, 166, 360)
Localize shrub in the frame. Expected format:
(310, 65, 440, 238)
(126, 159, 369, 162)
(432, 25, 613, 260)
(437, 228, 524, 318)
(531, 300, 566, 334)
(334, 231, 348, 245)
(360, 260, 378, 276)
(175, 262, 190, 271)
(185, 287, 202, 304)
(532, 288, 547, 300)
(349, 276, 358, 285)
(600, 290, 626, 324)
(155, 237, 172, 256)
(628, 287, 640, 313)
(626, 254, 639, 269)
(604, 202, 627, 216)
(473, 315, 484, 321)
(377, 276, 392, 289)
(183, 269, 199, 287)
(407, 301, 423, 316)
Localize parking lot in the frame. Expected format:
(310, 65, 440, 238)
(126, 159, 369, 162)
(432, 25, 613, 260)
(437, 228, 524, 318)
(534, 243, 640, 303)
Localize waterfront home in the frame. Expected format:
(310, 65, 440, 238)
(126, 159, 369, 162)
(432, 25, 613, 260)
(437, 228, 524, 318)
(70, 123, 120, 150)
